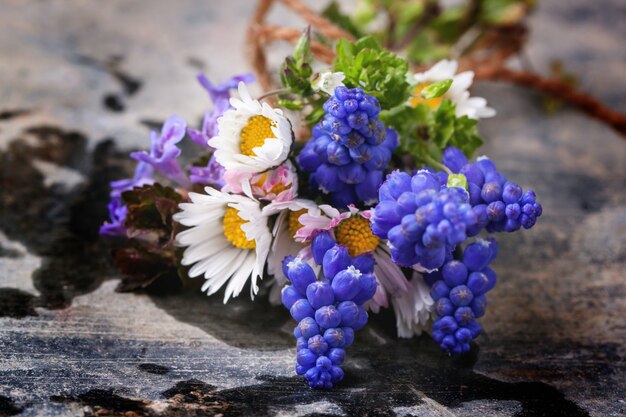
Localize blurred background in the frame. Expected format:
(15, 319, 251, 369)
(0, 1, 625, 416)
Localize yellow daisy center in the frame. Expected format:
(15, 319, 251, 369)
(223, 207, 256, 249)
(240, 115, 275, 156)
(288, 209, 308, 239)
(410, 82, 444, 109)
(253, 173, 291, 196)
(335, 215, 379, 257)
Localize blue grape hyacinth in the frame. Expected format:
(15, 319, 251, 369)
(281, 231, 377, 389)
(371, 170, 478, 271)
(425, 238, 498, 354)
(297, 86, 398, 207)
(442, 146, 542, 234)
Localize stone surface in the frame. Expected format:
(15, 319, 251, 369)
(0, 1, 625, 416)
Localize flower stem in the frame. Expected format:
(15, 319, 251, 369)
(257, 88, 291, 101)
(424, 154, 452, 175)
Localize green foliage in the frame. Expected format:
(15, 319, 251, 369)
(380, 100, 483, 168)
(421, 79, 452, 99)
(479, 0, 531, 25)
(333, 36, 411, 108)
(279, 28, 314, 110)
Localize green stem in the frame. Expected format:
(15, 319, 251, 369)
(424, 154, 452, 175)
(257, 88, 291, 101)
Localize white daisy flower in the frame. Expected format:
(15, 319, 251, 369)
(223, 160, 299, 203)
(208, 82, 293, 174)
(411, 59, 496, 119)
(173, 187, 271, 302)
(312, 71, 346, 96)
(262, 198, 320, 305)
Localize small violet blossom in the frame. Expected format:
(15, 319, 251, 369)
(99, 199, 129, 237)
(189, 154, 226, 188)
(187, 73, 255, 147)
(130, 115, 190, 187)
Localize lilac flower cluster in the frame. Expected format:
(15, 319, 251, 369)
(425, 239, 498, 354)
(442, 146, 542, 233)
(297, 87, 398, 207)
(281, 231, 377, 389)
(371, 170, 477, 271)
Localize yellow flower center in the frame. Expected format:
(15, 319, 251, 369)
(410, 82, 444, 109)
(253, 173, 291, 196)
(223, 207, 256, 249)
(240, 115, 275, 156)
(335, 215, 379, 257)
(288, 209, 308, 239)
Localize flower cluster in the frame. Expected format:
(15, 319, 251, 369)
(100, 33, 542, 389)
(282, 232, 376, 388)
(298, 86, 397, 207)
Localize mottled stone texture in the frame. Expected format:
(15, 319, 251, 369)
(0, 1, 625, 416)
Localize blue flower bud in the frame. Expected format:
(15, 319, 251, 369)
(449, 285, 474, 307)
(312, 231, 336, 265)
(470, 294, 487, 318)
(441, 260, 468, 287)
(342, 327, 355, 346)
(296, 337, 308, 351)
(352, 307, 368, 331)
(290, 298, 315, 322)
(299, 317, 320, 339)
(306, 281, 335, 309)
(468, 320, 482, 338)
(330, 184, 357, 209)
(316, 355, 333, 370)
(460, 163, 484, 188)
(352, 273, 378, 305)
(337, 301, 360, 327)
(297, 143, 322, 172)
(486, 201, 506, 222)
(327, 348, 345, 365)
(338, 162, 366, 184)
(295, 363, 308, 375)
(502, 181, 522, 204)
(463, 240, 492, 272)
(315, 163, 343, 193)
(442, 146, 468, 173)
(504, 218, 521, 232)
(379, 171, 412, 201)
(435, 297, 454, 316)
(296, 348, 317, 367)
(330, 366, 344, 384)
(352, 254, 375, 274)
(286, 258, 317, 295)
(342, 131, 366, 149)
(411, 171, 440, 194)
(475, 157, 496, 176)
(322, 245, 351, 280)
(466, 272, 489, 295)
(382, 128, 398, 151)
(331, 266, 362, 301)
(431, 280, 450, 302)
(323, 328, 345, 348)
(315, 305, 342, 329)
(281, 285, 302, 310)
(505, 203, 521, 220)
(433, 315, 458, 334)
(347, 111, 368, 130)
(454, 306, 475, 326)
(481, 182, 502, 203)
(326, 141, 351, 166)
(308, 334, 329, 355)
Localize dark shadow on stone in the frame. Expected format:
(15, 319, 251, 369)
(51, 389, 147, 415)
(138, 363, 171, 375)
(0, 288, 37, 318)
(0, 395, 23, 416)
(148, 287, 294, 350)
(0, 245, 21, 258)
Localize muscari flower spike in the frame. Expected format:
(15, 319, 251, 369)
(281, 231, 377, 389)
(371, 170, 478, 271)
(297, 86, 398, 208)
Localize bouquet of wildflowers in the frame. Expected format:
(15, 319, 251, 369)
(100, 32, 541, 389)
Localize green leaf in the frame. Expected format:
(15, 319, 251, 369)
(421, 79, 453, 99)
(333, 36, 411, 108)
(447, 174, 468, 190)
(279, 28, 314, 96)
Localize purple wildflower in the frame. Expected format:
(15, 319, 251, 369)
(189, 154, 225, 188)
(110, 161, 154, 199)
(99, 198, 128, 237)
(187, 73, 255, 148)
(130, 115, 190, 187)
